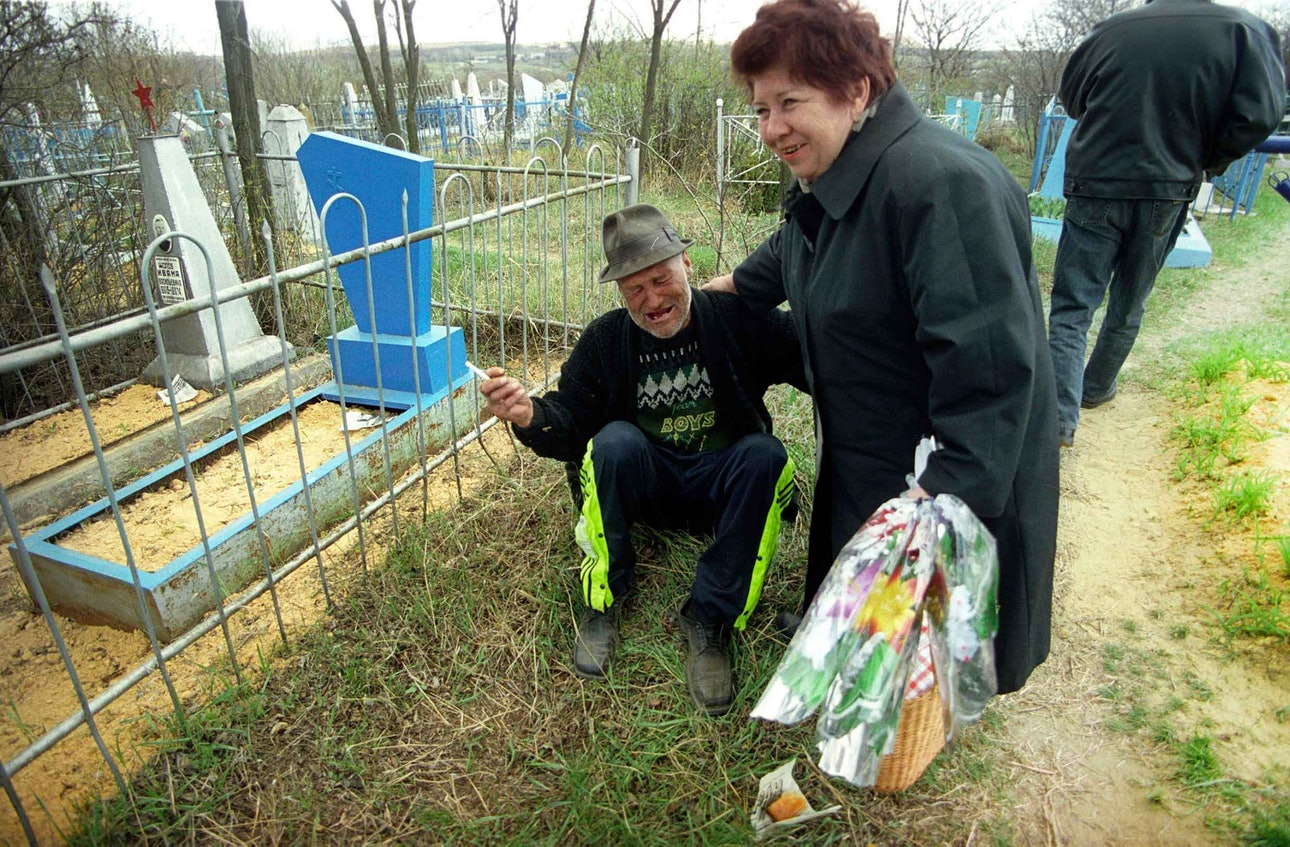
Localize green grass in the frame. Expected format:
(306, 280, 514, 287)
(58, 156, 1290, 847)
(1163, 282, 1289, 645)
(1177, 734, 1223, 786)
(1215, 567, 1290, 642)
(1214, 471, 1278, 523)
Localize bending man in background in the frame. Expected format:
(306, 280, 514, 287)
(1049, 0, 1284, 447)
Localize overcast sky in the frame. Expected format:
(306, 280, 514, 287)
(83, 0, 1013, 54)
(63, 0, 1281, 57)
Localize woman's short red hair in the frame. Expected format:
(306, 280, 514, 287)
(731, 0, 896, 103)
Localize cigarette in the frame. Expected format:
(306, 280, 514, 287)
(464, 361, 491, 381)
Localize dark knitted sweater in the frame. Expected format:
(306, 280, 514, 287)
(514, 288, 807, 462)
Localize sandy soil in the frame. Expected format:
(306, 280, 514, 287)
(0, 384, 208, 489)
(989, 235, 1290, 843)
(0, 404, 519, 844)
(998, 379, 1289, 845)
(55, 399, 356, 571)
(0, 236, 1287, 843)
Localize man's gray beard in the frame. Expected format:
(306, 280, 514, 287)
(633, 282, 693, 340)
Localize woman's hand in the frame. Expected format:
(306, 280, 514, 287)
(903, 485, 931, 500)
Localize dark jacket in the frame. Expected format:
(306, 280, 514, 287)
(1060, 0, 1285, 200)
(515, 288, 807, 462)
(734, 81, 1059, 694)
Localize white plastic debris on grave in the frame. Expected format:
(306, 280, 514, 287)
(341, 409, 385, 431)
(157, 374, 197, 405)
(750, 758, 841, 841)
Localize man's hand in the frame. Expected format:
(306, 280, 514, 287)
(478, 367, 535, 428)
(702, 273, 737, 294)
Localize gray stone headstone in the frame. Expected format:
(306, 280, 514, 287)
(264, 105, 320, 241)
(138, 134, 287, 390)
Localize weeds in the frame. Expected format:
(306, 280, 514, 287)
(1177, 735, 1223, 786)
(1214, 471, 1277, 523)
(1214, 568, 1290, 642)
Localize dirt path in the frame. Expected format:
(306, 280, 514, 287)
(991, 223, 1290, 844)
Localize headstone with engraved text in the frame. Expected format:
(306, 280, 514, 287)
(138, 134, 286, 389)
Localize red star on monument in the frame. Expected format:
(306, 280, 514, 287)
(131, 78, 157, 133)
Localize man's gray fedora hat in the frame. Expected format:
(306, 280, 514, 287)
(598, 204, 694, 283)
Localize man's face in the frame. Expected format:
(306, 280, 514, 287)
(616, 252, 693, 339)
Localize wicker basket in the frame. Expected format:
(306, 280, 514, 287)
(873, 684, 946, 793)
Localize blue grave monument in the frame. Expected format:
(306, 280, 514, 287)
(943, 96, 983, 141)
(1029, 111, 1211, 269)
(296, 131, 468, 409)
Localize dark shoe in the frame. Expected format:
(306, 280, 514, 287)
(677, 602, 734, 716)
(573, 606, 619, 678)
(774, 611, 803, 638)
(1059, 426, 1075, 448)
(1080, 383, 1117, 409)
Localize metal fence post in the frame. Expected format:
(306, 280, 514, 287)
(625, 144, 640, 208)
(716, 98, 725, 194)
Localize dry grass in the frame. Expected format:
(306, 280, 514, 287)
(67, 386, 1032, 846)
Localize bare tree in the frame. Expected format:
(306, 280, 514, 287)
(999, 0, 1141, 155)
(1047, 0, 1138, 44)
(564, 0, 597, 157)
(497, 0, 518, 163)
(372, 0, 400, 145)
(330, 0, 398, 140)
(640, 0, 684, 146)
(892, 0, 912, 66)
(216, 0, 274, 276)
(0, 1, 101, 350)
(907, 0, 993, 110)
(1002, 11, 1073, 154)
(393, 0, 420, 154)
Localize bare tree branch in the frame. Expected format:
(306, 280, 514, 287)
(330, 0, 394, 137)
(497, 0, 518, 164)
(564, 0, 597, 158)
(640, 0, 684, 146)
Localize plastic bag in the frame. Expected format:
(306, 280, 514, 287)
(751, 493, 999, 788)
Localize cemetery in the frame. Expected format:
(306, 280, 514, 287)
(0, 3, 1287, 843)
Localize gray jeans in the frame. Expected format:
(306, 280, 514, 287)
(1046, 195, 1189, 433)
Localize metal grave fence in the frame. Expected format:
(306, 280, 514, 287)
(0, 136, 633, 845)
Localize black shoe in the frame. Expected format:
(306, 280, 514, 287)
(1059, 427, 1075, 448)
(677, 602, 734, 716)
(774, 611, 803, 638)
(1081, 384, 1117, 409)
(573, 606, 619, 678)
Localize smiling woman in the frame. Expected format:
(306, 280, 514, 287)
(715, 0, 1061, 697)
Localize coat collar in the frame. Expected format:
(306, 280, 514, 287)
(797, 80, 924, 221)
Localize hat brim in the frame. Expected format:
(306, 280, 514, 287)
(597, 237, 693, 284)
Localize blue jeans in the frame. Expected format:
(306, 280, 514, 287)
(1047, 196, 1189, 433)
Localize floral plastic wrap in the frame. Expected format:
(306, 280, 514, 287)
(751, 494, 998, 788)
(925, 496, 998, 743)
